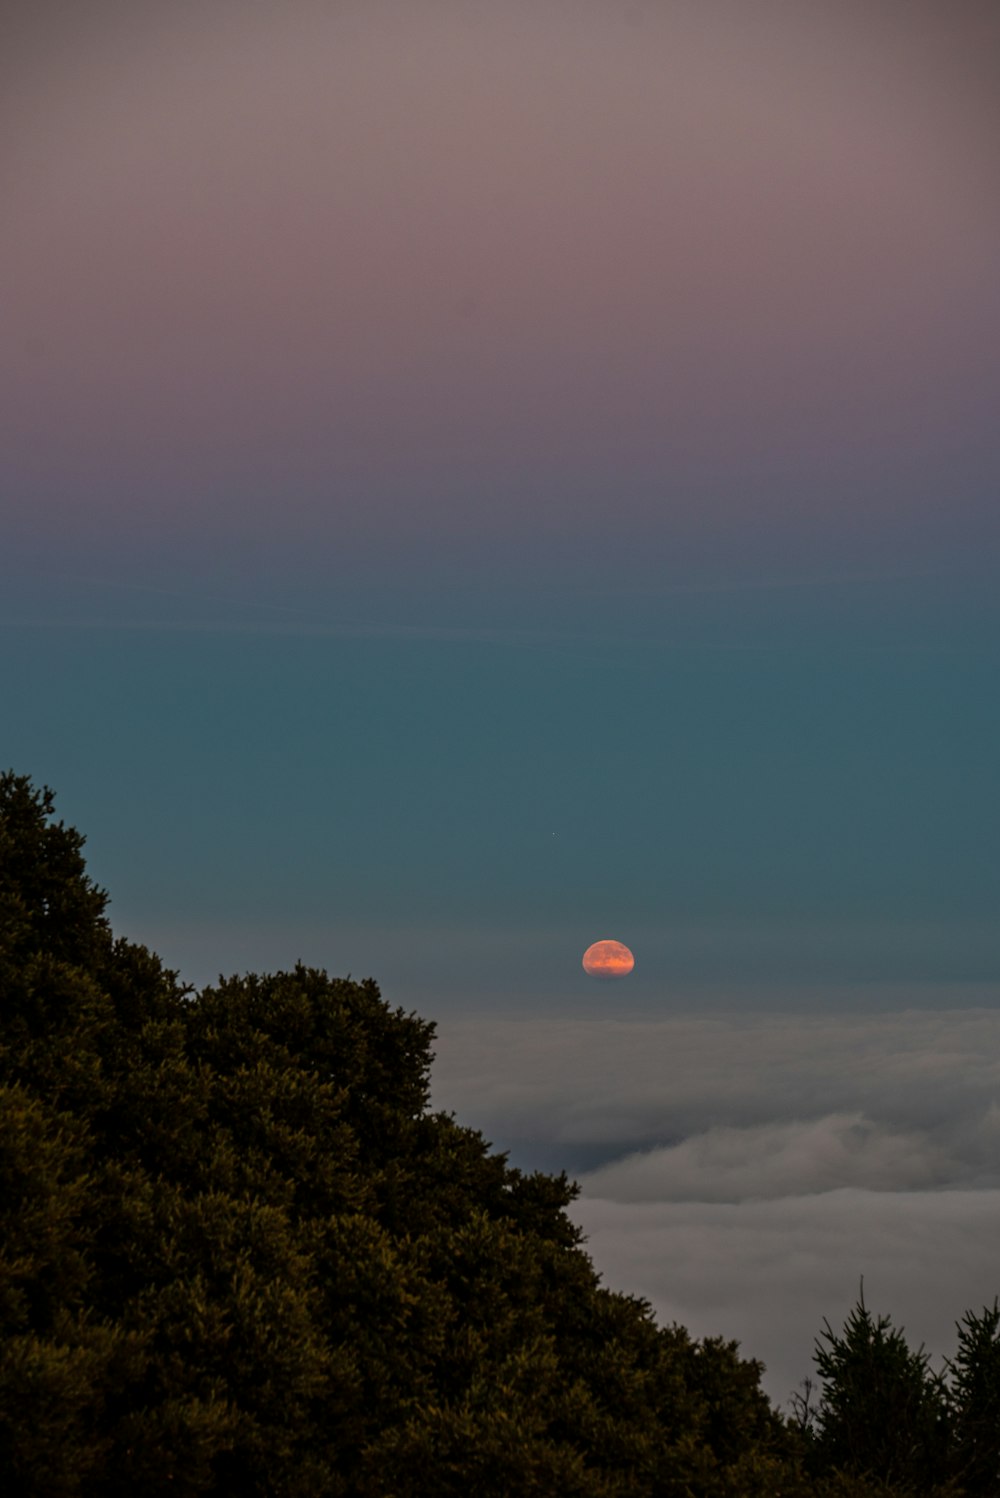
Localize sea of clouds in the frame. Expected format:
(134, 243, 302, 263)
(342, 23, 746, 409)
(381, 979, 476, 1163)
(430, 1007, 1000, 1404)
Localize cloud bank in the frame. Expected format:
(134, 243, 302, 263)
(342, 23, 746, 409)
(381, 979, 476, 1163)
(580, 1112, 961, 1202)
(431, 1007, 1000, 1402)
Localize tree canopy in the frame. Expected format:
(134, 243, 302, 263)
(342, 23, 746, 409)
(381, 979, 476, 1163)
(0, 772, 996, 1495)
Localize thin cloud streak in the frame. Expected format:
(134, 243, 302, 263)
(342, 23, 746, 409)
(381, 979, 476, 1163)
(1, 583, 978, 658)
(579, 1112, 966, 1202)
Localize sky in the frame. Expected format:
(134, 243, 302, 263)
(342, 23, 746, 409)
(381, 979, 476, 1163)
(3, 0, 999, 1401)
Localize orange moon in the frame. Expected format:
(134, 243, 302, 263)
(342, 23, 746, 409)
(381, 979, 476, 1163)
(582, 939, 635, 978)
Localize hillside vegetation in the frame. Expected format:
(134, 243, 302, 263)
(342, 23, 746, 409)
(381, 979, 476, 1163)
(1, 773, 996, 1495)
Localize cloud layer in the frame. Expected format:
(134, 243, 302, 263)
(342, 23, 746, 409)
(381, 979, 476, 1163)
(431, 1006, 1000, 1401)
(575, 1186, 1000, 1406)
(580, 1112, 961, 1202)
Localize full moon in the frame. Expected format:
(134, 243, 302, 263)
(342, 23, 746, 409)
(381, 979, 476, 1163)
(582, 939, 635, 978)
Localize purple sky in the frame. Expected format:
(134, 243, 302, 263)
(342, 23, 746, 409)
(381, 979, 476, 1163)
(5, 0, 1000, 577)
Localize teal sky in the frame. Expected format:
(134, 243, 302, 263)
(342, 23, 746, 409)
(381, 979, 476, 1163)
(4, 561, 998, 1009)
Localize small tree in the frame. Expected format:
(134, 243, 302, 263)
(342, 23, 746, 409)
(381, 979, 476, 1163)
(810, 1289, 950, 1492)
(947, 1300, 1000, 1496)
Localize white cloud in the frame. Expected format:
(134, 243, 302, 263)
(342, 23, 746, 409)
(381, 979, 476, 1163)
(579, 1113, 955, 1202)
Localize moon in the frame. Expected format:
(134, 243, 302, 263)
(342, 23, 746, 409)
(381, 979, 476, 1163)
(582, 939, 635, 978)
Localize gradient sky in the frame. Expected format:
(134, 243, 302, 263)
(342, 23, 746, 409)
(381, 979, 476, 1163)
(4, 0, 998, 1005)
(4, 0, 1000, 1398)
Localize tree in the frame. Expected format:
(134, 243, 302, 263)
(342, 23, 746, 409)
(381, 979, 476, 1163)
(947, 1300, 1000, 1496)
(806, 1290, 951, 1493)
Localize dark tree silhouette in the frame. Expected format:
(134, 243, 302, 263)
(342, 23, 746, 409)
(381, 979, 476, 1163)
(948, 1301, 1000, 1495)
